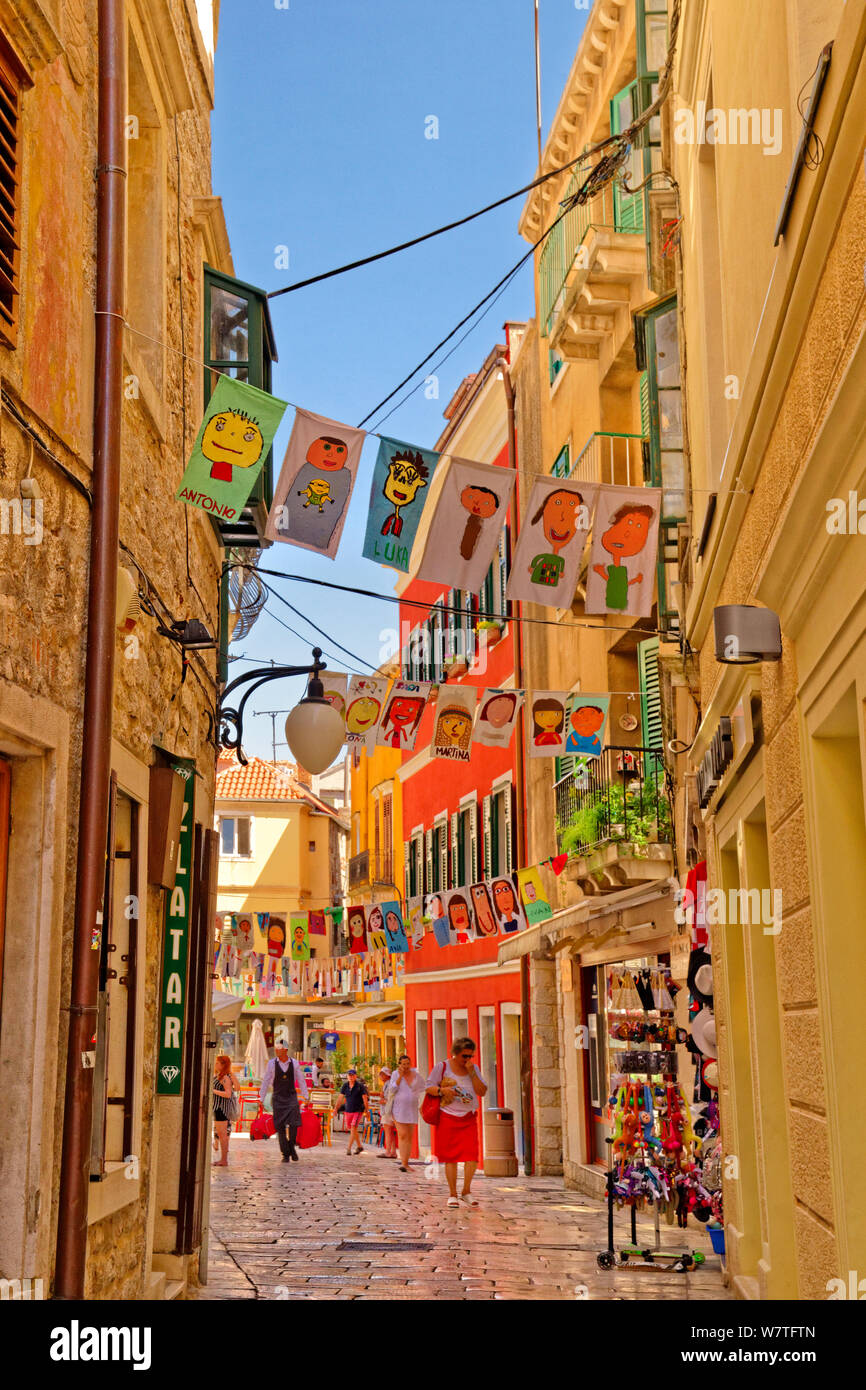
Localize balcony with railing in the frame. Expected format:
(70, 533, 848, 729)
(554, 745, 673, 894)
(537, 167, 646, 363)
(569, 431, 645, 489)
(348, 848, 396, 892)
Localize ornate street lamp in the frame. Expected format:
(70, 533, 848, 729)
(219, 646, 345, 772)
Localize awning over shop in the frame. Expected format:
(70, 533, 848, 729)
(320, 1002, 404, 1031)
(241, 1001, 357, 1020)
(212, 989, 245, 1022)
(496, 879, 678, 966)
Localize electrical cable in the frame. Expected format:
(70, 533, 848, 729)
(258, 596, 369, 675)
(265, 146, 602, 301)
(357, 199, 572, 429)
(262, 580, 379, 672)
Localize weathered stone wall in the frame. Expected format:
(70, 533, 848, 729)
(0, 1, 226, 1298)
(529, 954, 562, 1175)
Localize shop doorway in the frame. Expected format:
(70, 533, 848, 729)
(501, 1006, 523, 1160)
(432, 1013, 448, 1065)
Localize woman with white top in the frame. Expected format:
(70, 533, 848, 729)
(386, 1054, 426, 1171)
(426, 1036, 487, 1207)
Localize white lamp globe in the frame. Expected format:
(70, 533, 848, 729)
(284, 686, 345, 775)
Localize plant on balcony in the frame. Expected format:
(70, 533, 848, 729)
(557, 772, 672, 856)
(477, 619, 504, 647)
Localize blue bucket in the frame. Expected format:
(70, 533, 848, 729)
(708, 1226, 726, 1256)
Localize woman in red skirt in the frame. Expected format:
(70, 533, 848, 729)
(426, 1037, 488, 1208)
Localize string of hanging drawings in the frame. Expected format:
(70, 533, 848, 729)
(214, 862, 561, 1002)
(175, 385, 663, 623)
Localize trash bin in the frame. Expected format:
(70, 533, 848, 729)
(482, 1107, 518, 1176)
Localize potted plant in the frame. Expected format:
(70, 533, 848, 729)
(476, 618, 504, 648)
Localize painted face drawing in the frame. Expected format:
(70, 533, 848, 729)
(381, 450, 429, 538)
(459, 484, 499, 561)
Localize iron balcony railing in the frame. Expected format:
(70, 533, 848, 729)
(348, 848, 396, 890)
(538, 167, 641, 338)
(569, 431, 645, 489)
(554, 745, 672, 858)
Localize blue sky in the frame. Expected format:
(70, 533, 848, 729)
(212, 0, 589, 758)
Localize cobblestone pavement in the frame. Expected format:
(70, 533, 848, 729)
(193, 1134, 732, 1301)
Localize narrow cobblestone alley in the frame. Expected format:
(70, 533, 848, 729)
(194, 1136, 731, 1301)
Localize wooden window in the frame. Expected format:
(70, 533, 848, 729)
(0, 35, 29, 345)
(219, 815, 252, 858)
(381, 794, 393, 884)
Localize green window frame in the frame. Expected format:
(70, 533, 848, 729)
(638, 637, 663, 750)
(636, 0, 669, 80)
(551, 444, 570, 478)
(634, 295, 685, 522)
(610, 77, 661, 235)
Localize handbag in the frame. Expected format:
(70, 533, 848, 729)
(250, 1105, 275, 1141)
(420, 1061, 445, 1126)
(224, 1090, 240, 1122)
(298, 1107, 321, 1149)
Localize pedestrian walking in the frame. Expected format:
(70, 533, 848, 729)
(388, 1054, 425, 1171)
(426, 1037, 487, 1207)
(378, 1066, 398, 1158)
(335, 1067, 370, 1154)
(212, 1055, 239, 1167)
(259, 1042, 310, 1162)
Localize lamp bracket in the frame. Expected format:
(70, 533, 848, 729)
(218, 647, 324, 765)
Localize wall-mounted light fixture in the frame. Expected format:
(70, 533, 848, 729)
(219, 645, 344, 774)
(157, 618, 218, 651)
(713, 605, 782, 664)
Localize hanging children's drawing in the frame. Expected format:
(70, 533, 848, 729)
(345, 675, 389, 752)
(517, 865, 553, 925)
(381, 901, 410, 953)
(431, 683, 477, 761)
(265, 407, 365, 558)
(408, 896, 425, 950)
(362, 435, 440, 573)
(176, 374, 288, 522)
(584, 485, 662, 618)
(426, 893, 451, 947)
(473, 687, 524, 748)
(416, 456, 515, 593)
(564, 693, 611, 758)
(443, 887, 476, 944)
(347, 905, 368, 954)
(469, 882, 499, 938)
(375, 679, 431, 752)
(290, 912, 311, 961)
(488, 875, 527, 935)
(528, 691, 569, 757)
(366, 904, 388, 951)
(506, 477, 597, 608)
(319, 670, 348, 721)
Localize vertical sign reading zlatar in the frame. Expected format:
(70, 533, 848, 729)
(157, 759, 195, 1094)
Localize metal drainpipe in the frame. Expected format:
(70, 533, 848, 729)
(497, 355, 534, 1178)
(54, 0, 127, 1299)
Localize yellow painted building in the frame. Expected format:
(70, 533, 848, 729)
(216, 755, 347, 945)
(667, 0, 866, 1299)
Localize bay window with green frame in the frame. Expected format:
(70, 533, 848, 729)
(204, 266, 278, 549)
(610, 0, 667, 237)
(635, 294, 685, 632)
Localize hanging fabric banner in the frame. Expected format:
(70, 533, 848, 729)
(563, 693, 611, 758)
(506, 477, 598, 607)
(517, 865, 553, 924)
(253, 912, 270, 955)
(407, 896, 425, 950)
(473, 687, 524, 748)
(265, 407, 366, 558)
(376, 679, 431, 751)
(416, 457, 515, 593)
(235, 914, 255, 957)
(175, 374, 288, 523)
(431, 683, 477, 761)
(345, 675, 390, 752)
(308, 909, 327, 937)
(366, 904, 388, 951)
(346, 904, 368, 953)
(319, 671, 348, 722)
(469, 881, 500, 938)
(488, 874, 527, 935)
(362, 436, 440, 572)
(443, 887, 476, 944)
(528, 691, 570, 757)
(585, 485, 662, 618)
(426, 892, 451, 947)
(267, 915, 287, 959)
(290, 912, 311, 960)
(381, 900, 410, 953)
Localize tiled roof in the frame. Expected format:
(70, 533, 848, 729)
(215, 756, 340, 820)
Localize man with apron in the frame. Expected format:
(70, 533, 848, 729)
(259, 1042, 310, 1161)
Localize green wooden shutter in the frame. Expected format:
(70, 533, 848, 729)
(404, 842, 411, 901)
(483, 795, 493, 878)
(638, 636, 663, 750)
(640, 370, 650, 439)
(470, 801, 479, 882)
(425, 829, 433, 896)
(451, 813, 459, 890)
(438, 823, 448, 891)
(504, 783, 514, 871)
(610, 83, 645, 233)
(498, 530, 508, 615)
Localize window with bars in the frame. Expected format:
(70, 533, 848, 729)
(0, 36, 29, 345)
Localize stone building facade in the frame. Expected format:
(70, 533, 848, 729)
(669, 0, 866, 1299)
(0, 0, 241, 1298)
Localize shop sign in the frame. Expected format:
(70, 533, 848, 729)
(157, 759, 195, 1095)
(697, 717, 733, 807)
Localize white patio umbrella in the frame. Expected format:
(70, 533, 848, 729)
(244, 1019, 269, 1080)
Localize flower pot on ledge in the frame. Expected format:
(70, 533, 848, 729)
(444, 657, 468, 678)
(477, 621, 504, 649)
